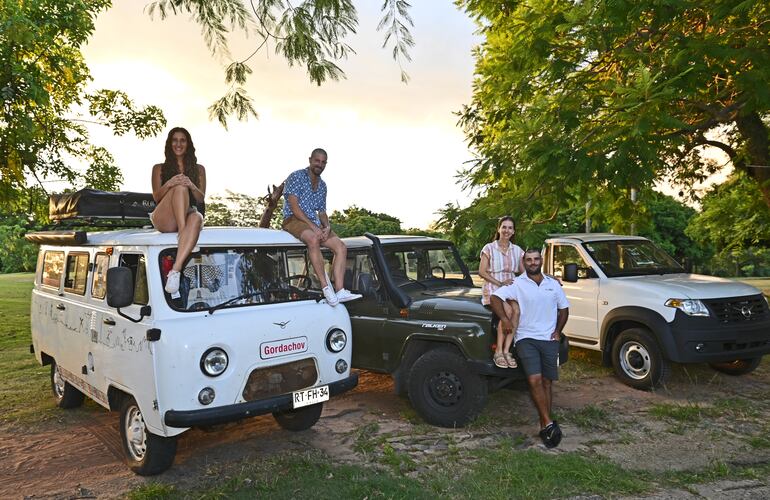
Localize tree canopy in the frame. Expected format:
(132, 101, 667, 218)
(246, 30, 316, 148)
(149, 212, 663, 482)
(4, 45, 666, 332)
(146, 0, 414, 127)
(1, 0, 166, 217)
(456, 0, 770, 218)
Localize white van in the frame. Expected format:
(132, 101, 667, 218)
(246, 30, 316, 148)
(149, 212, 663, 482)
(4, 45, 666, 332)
(27, 226, 357, 475)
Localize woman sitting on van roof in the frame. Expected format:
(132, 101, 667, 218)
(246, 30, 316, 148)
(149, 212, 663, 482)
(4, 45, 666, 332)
(150, 127, 206, 294)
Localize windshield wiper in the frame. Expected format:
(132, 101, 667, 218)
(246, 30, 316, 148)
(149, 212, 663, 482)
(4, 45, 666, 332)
(208, 287, 322, 314)
(208, 292, 265, 314)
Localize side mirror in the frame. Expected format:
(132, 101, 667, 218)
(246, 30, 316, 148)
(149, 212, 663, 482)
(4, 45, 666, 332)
(563, 263, 578, 283)
(107, 267, 134, 308)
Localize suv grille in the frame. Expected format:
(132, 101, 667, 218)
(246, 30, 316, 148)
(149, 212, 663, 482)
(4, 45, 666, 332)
(703, 295, 769, 324)
(242, 358, 318, 401)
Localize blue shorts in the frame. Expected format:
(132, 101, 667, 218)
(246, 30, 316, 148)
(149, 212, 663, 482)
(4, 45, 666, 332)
(515, 338, 560, 380)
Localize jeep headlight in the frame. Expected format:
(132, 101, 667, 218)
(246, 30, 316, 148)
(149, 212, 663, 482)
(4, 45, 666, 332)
(665, 299, 710, 317)
(326, 328, 347, 353)
(200, 347, 229, 377)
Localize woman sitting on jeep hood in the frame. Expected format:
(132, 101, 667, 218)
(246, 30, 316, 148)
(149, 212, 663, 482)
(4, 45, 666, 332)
(150, 127, 206, 294)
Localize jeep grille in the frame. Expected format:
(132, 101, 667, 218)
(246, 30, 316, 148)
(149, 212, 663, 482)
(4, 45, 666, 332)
(703, 295, 769, 324)
(242, 358, 318, 401)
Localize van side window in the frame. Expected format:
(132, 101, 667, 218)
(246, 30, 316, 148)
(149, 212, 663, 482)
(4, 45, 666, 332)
(119, 254, 149, 305)
(64, 252, 89, 295)
(41, 251, 65, 289)
(553, 245, 589, 278)
(92, 253, 109, 299)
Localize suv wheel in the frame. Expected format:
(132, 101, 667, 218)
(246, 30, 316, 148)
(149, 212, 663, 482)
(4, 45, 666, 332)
(51, 360, 85, 409)
(120, 396, 177, 475)
(612, 328, 669, 390)
(272, 403, 323, 431)
(709, 357, 762, 376)
(407, 346, 488, 427)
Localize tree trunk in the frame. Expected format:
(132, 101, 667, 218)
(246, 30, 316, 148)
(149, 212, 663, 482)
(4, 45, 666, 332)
(735, 112, 770, 209)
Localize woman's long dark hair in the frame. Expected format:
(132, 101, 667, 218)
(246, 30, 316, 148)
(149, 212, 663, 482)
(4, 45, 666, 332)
(161, 127, 199, 187)
(493, 216, 516, 241)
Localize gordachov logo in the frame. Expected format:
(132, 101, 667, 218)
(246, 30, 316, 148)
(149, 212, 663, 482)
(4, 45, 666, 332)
(260, 336, 308, 359)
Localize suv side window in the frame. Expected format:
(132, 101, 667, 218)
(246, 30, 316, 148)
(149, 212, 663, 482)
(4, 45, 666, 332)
(119, 253, 149, 305)
(344, 252, 379, 292)
(63, 252, 89, 295)
(91, 253, 110, 299)
(42, 251, 65, 289)
(553, 245, 590, 279)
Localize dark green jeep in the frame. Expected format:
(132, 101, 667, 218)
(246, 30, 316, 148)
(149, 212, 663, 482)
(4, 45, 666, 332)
(333, 233, 570, 428)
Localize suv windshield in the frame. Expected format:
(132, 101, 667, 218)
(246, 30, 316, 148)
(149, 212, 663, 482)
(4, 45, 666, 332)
(583, 240, 685, 277)
(383, 246, 471, 287)
(161, 247, 320, 312)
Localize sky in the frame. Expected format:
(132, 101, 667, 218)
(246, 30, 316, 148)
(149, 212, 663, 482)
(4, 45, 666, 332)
(81, 1, 481, 229)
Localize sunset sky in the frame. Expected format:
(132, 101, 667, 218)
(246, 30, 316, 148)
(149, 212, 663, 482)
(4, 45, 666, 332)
(81, 1, 480, 229)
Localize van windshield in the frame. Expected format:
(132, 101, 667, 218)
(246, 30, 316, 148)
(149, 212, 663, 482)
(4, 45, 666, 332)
(582, 240, 685, 277)
(161, 247, 321, 312)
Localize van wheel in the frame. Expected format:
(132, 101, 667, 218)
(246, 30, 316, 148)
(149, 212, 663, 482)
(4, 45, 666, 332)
(709, 357, 762, 376)
(120, 396, 177, 475)
(51, 361, 84, 409)
(272, 403, 323, 431)
(408, 346, 488, 428)
(612, 328, 669, 390)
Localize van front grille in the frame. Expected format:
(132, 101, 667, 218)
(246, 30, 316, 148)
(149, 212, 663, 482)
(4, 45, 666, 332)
(242, 358, 318, 401)
(703, 295, 769, 324)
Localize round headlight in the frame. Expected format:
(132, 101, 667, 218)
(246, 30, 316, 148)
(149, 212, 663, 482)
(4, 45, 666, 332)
(200, 347, 228, 377)
(326, 329, 347, 353)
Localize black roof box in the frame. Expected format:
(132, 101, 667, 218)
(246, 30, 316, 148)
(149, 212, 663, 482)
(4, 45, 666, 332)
(49, 189, 156, 221)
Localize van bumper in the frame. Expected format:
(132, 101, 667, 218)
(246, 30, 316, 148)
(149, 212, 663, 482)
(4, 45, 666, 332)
(164, 373, 358, 428)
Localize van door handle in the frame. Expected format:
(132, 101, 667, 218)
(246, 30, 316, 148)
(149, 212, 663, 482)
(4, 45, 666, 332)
(56, 304, 66, 311)
(103, 318, 116, 326)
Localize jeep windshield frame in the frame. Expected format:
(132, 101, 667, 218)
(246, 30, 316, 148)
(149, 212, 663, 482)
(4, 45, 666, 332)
(581, 239, 685, 277)
(381, 244, 474, 289)
(159, 246, 322, 312)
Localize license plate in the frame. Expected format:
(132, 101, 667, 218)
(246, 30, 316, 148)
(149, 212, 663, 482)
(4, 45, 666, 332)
(292, 385, 329, 409)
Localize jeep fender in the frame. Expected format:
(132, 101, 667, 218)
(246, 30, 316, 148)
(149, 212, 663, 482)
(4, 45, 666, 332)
(600, 307, 674, 366)
(392, 335, 468, 396)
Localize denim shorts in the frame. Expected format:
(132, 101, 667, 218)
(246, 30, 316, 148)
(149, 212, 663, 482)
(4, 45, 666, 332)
(515, 338, 560, 380)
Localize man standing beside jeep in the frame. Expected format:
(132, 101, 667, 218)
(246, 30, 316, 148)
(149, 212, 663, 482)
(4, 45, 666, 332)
(490, 248, 569, 448)
(282, 148, 360, 306)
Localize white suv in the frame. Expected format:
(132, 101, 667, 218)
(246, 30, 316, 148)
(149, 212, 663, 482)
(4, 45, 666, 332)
(27, 225, 356, 475)
(543, 234, 770, 389)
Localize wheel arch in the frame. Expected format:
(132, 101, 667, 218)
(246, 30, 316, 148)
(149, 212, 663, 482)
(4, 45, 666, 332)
(40, 351, 54, 367)
(600, 307, 673, 366)
(108, 385, 131, 412)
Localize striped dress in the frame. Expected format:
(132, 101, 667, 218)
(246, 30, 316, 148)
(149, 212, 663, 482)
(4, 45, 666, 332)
(480, 241, 524, 306)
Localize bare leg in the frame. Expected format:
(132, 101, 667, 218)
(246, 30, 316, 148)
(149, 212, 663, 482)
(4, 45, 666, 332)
(502, 301, 520, 354)
(526, 374, 552, 429)
(172, 212, 203, 272)
(299, 230, 329, 288)
(321, 236, 347, 292)
(543, 377, 553, 416)
(151, 185, 190, 233)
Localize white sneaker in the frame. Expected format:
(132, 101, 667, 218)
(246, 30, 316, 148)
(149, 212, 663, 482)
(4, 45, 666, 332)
(322, 286, 339, 306)
(165, 270, 181, 294)
(336, 288, 362, 303)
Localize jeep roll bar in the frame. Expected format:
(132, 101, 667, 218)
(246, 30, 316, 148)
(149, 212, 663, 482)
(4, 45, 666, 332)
(364, 232, 412, 309)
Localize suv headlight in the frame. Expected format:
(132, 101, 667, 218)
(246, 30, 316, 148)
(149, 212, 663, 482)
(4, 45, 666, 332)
(326, 329, 347, 353)
(665, 299, 710, 317)
(200, 347, 229, 377)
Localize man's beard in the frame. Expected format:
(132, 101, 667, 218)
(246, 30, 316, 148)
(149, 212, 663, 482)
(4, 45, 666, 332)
(526, 267, 542, 277)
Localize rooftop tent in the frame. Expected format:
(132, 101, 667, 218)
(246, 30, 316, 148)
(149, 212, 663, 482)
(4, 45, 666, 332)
(49, 189, 156, 221)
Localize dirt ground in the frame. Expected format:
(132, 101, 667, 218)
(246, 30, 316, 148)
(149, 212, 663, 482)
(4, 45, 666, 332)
(3, 360, 770, 499)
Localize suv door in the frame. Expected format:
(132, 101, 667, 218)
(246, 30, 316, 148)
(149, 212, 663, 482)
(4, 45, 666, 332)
(550, 243, 600, 344)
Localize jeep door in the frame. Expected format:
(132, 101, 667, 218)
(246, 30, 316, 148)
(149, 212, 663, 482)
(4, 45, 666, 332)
(548, 243, 600, 343)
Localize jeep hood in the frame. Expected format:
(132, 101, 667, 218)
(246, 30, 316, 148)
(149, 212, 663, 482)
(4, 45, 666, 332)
(409, 287, 491, 320)
(611, 274, 761, 300)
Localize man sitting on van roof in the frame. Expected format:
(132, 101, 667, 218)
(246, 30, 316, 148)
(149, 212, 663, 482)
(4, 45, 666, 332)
(281, 148, 361, 306)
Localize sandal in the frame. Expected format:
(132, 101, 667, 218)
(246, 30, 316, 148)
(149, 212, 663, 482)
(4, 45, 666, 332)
(493, 352, 507, 368)
(504, 352, 518, 369)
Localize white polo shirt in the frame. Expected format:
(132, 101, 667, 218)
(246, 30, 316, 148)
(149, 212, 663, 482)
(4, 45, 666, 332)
(492, 273, 569, 342)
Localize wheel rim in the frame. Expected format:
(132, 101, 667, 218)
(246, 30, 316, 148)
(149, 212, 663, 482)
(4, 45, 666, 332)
(53, 364, 65, 399)
(124, 405, 147, 462)
(427, 371, 463, 407)
(619, 341, 651, 380)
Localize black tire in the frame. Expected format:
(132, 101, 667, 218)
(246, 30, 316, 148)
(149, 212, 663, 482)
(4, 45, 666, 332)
(709, 357, 762, 376)
(119, 396, 177, 475)
(50, 360, 85, 409)
(272, 403, 323, 431)
(407, 346, 488, 427)
(611, 328, 670, 390)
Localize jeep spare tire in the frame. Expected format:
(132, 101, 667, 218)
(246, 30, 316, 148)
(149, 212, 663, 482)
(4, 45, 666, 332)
(709, 357, 762, 376)
(612, 328, 670, 390)
(407, 346, 488, 427)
